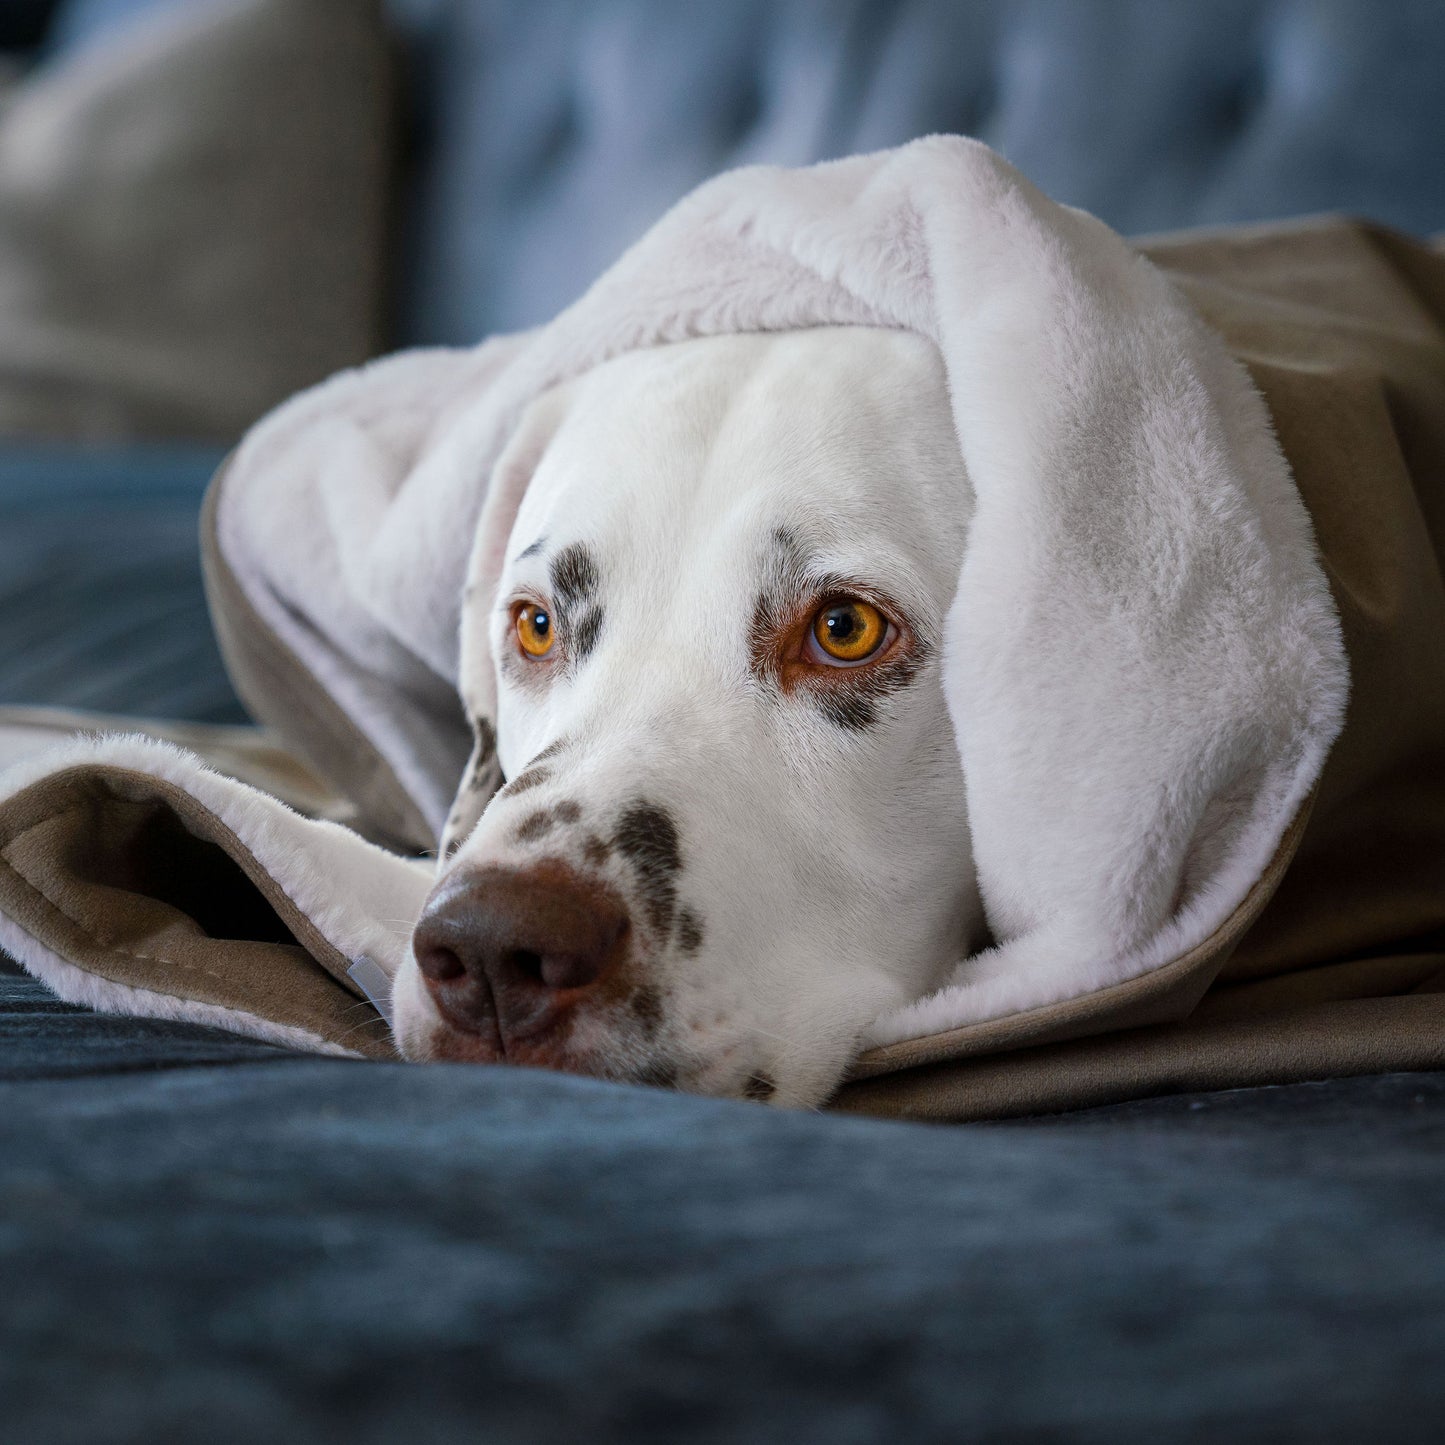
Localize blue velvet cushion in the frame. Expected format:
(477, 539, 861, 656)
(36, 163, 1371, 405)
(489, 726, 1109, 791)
(49, 0, 1445, 346)
(391, 0, 1445, 344)
(0, 446, 242, 721)
(4, 950, 1445, 1442)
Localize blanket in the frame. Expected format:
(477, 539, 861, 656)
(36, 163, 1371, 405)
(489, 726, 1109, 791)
(3, 137, 1444, 1119)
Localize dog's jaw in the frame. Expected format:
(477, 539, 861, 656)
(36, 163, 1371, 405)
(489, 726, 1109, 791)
(393, 945, 880, 1108)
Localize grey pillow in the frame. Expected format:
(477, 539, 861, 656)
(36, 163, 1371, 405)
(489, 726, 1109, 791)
(0, 0, 394, 442)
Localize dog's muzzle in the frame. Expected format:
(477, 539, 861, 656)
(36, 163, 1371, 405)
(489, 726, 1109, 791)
(412, 861, 632, 1062)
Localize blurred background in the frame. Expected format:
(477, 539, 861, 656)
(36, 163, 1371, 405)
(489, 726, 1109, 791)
(1, 0, 1442, 727)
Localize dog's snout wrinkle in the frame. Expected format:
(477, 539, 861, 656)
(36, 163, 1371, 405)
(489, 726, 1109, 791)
(412, 861, 632, 1055)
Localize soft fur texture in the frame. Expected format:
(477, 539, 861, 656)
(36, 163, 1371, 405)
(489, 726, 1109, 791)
(9, 137, 1349, 1101)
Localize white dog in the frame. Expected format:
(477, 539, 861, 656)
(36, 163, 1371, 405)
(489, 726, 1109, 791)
(390, 327, 988, 1106)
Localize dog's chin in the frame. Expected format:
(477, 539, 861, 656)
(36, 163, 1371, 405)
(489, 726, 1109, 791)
(392, 992, 832, 1107)
(389, 987, 673, 1090)
(404, 1013, 668, 1084)
(407, 1018, 853, 1109)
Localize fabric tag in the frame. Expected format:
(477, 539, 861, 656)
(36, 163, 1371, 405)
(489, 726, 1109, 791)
(346, 954, 395, 1032)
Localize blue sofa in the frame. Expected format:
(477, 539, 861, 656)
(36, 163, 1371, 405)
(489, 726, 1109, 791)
(4, 3, 1445, 1440)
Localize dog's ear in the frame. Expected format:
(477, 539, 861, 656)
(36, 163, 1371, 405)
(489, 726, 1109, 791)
(437, 382, 577, 861)
(206, 338, 533, 853)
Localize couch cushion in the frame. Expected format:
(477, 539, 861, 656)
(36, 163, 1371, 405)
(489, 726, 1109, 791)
(3, 952, 1444, 1442)
(0, 446, 242, 720)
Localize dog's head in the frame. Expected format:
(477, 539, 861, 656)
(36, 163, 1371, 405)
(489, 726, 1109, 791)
(390, 327, 985, 1105)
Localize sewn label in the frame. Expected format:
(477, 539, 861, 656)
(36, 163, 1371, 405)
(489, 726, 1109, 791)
(346, 954, 396, 1032)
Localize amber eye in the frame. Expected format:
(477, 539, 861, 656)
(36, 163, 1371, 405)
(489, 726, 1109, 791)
(811, 599, 888, 664)
(515, 603, 554, 657)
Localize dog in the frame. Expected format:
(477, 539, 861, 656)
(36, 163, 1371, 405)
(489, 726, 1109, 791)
(389, 326, 988, 1106)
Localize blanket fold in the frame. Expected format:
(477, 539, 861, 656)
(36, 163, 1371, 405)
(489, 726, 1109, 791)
(4, 139, 1445, 1119)
(0, 729, 426, 1060)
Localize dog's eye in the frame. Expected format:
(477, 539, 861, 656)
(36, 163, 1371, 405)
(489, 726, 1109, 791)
(809, 600, 888, 665)
(515, 603, 554, 657)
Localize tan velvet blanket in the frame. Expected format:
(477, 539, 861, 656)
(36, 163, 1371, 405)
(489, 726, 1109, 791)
(3, 213, 1444, 1119)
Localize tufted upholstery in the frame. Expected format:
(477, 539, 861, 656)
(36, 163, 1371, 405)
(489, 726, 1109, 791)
(390, 0, 1445, 343)
(40, 0, 1445, 344)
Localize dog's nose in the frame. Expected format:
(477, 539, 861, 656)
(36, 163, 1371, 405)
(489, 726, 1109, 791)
(412, 863, 630, 1043)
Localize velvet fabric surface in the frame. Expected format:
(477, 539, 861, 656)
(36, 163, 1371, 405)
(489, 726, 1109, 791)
(3, 951, 1444, 1443)
(36, 0, 1445, 346)
(0, 446, 238, 721)
(389, 0, 1445, 344)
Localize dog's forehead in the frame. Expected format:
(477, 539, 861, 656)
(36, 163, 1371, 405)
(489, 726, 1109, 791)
(506, 328, 965, 582)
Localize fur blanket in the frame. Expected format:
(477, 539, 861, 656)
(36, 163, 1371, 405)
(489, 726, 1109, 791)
(3, 137, 1444, 1119)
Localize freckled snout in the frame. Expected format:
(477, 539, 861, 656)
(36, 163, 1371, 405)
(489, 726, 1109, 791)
(412, 862, 631, 1053)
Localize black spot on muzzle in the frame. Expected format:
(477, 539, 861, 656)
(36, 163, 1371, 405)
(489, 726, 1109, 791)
(499, 765, 552, 798)
(513, 800, 582, 843)
(630, 984, 665, 1034)
(612, 802, 682, 934)
(677, 908, 704, 956)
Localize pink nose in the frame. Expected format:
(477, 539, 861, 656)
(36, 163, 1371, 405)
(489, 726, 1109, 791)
(412, 862, 630, 1047)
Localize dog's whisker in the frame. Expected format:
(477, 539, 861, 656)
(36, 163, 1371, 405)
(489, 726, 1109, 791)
(727, 1021, 796, 1049)
(332, 1018, 391, 1046)
(337, 997, 385, 1017)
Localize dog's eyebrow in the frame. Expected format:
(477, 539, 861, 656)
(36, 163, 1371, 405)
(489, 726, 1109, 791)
(551, 542, 599, 608)
(515, 536, 546, 561)
(768, 526, 810, 574)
